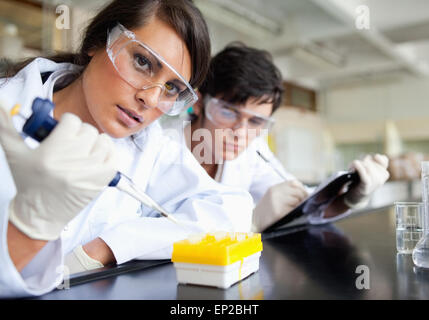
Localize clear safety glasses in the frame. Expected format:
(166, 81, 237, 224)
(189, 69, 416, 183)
(204, 95, 275, 130)
(106, 23, 197, 116)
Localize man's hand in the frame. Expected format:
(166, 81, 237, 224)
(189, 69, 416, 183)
(253, 180, 308, 232)
(344, 154, 390, 209)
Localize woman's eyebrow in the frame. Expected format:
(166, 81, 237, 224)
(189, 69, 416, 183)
(153, 56, 163, 70)
(147, 51, 163, 70)
(137, 45, 162, 71)
(139, 45, 186, 84)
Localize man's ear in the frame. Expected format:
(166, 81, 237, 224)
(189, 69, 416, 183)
(88, 48, 97, 57)
(193, 91, 203, 116)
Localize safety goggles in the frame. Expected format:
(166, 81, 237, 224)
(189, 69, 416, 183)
(106, 23, 197, 116)
(204, 95, 275, 130)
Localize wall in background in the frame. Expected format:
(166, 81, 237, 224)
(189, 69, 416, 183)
(319, 74, 429, 166)
(270, 106, 337, 184)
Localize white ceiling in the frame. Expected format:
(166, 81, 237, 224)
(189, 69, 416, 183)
(58, 0, 429, 90)
(194, 0, 429, 90)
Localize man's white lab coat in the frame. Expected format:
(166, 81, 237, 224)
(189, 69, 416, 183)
(161, 118, 299, 205)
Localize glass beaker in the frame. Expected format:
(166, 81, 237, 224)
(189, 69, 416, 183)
(412, 162, 429, 268)
(395, 202, 424, 254)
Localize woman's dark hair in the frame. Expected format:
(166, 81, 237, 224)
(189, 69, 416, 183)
(4, 0, 210, 88)
(199, 42, 284, 114)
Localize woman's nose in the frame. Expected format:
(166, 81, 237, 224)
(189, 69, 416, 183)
(135, 85, 163, 109)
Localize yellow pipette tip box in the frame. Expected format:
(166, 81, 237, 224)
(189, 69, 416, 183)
(172, 232, 263, 289)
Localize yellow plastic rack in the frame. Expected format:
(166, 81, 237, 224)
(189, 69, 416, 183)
(172, 232, 263, 266)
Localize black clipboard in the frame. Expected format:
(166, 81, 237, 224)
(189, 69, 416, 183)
(263, 171, 360, 233)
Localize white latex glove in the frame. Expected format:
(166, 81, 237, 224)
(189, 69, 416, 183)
(344, 154, 390, 209)
(64, 246, 104, 274)
(252, 180, 308, 232)
(0, 107, 117, 240)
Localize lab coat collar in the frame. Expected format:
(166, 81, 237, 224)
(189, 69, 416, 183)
(1, 57, 81, 117)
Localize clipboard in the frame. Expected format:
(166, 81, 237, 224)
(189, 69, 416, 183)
(263, 171, 360, 233)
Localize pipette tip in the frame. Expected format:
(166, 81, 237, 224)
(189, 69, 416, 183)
(163, 212, 180, 225)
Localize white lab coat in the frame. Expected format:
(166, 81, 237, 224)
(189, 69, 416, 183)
(215, 137, 296, 204)
(162, 118, 352, 229)
(161, 118, 301, 205)
(0, 58, 254, 297)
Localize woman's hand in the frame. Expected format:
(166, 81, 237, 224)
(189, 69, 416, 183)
(0, 107, 118, 241)
(64, 238, 116, 274)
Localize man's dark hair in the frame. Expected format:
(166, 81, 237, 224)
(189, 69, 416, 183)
(199, 42, 284, 114)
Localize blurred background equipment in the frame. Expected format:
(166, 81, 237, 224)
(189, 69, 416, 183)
(0, 23, 23, 59)
(2, 0, 429, 202)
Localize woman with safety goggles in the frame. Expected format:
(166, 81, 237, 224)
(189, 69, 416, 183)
(0, 0, 254, 298)
(164, 42, 390, 232)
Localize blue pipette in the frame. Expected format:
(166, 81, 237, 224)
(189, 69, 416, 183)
(15, 97, 179, 225)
